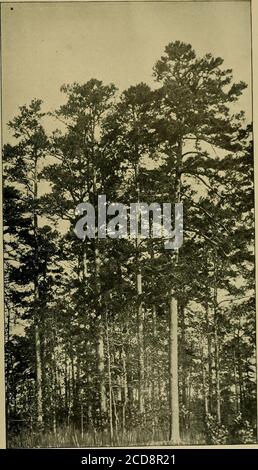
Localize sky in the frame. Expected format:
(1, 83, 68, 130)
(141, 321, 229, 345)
(1, 1, 252, 142)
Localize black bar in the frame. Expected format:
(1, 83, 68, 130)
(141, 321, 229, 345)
(0, 448, 258, 467)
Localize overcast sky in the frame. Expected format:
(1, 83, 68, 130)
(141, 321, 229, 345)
(2, 1, 252, 141)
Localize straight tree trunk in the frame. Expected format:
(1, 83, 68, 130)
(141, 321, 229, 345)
(35, 322, 43, 427)
(180, 303, 188, 415)
(214, 326, 221, 424)
(80, 403, 84, 440)
(97, 329, 107, 415)
(70, 351, 76, 421)
(5, 300, 11, 425)
(236, 330, 244, 414)
(135, 161, 145, 418)
(127, 357, 134, 423)
(121, 346, 128, 436)
(213, 257, 221, 424)
(137, 269, 145, 416)
(95, 244, 107, 417)
(169, 292, 180, 443)
(233, 347, 240, 414)
(105, 312, 114, 444)
(64, 353, 68, 419)
(168, 140, 182, 443)
(33, 157, 43, 428)
(201, 345, 209, 417)
(205, 301, 213, 414)
(151, 305, 158, 437)
(51, 349, 57, 435)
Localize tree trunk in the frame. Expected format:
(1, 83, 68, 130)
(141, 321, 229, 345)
(168, 140, 182, 444)
(95, 244, 107, 417)
(205, 301, 213, 414)
(33, 159, 44, 429)
(201, 345, 209, 417)
(236, 330, 244, 414)
(97, 329, 107, 416)
(121, 346, 128, 436)
(51, 351, 57, 435)
(214, 326, 221, 424)
(151, 305, 158, 437)
(169, 291, 180, 443)
(213, 260, 221, 425)
(70, 351, 76, 422)
(137, 270, 145, 416)
(135, 161, 145, 418)
(106, 313, 114, 444)
(35, 322, 43, 427)
(5, 300, 11, 426)
(180, 303, 187, 418)
(64, 352, 68, 420)
(233, 347, 240, 414)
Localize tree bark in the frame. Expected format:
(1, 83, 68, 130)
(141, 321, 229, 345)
(169, 292, 180, 443)
(168, 140, 182, 443)
(121, 346, 128, 436)
(213, 257, 221, 425)
(205, 301, 213, 415)
(137, 270, 145, 416)
(97, 329, 107, 416)
(151, 305, 158, 437)
(180, 303, 187, 415)
(106, 313, 114, 444)
(33, 157, 43, 429)
(35, 322, 43, 427)
(201, 345, 209, 417)
(95, 245, 107, 417)
(135, 161, 145, 418)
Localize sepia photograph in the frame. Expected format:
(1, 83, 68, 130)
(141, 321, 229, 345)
(1, 0, 256, 448)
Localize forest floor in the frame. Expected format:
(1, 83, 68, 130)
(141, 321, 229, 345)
(7, 427, 208, 448)
(8, 424, 257, 448)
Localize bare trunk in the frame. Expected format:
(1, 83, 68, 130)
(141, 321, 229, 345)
(180, 303, 187, 417)
(71, 351, 75, 421)
(135, 160, 145, 418)
(52, 361, 57, 435)
(169, 292, 180, 443)
(80, 403, 84, 440)
(97, 329, 107, 415)
(233, 347, 240, 414)
(5, 301, 11, 425)
(205, 301, 213, 414)
(201, 346, 209, 417)
(64, 352, 68, 419)
(214, 327, 221, 424)
(236, 330, 244, 414)
(213, 258, 221, 425)
(35, 323, 43, 427)
(151, 305, 158, 436)
(168, 141, 182, 444)
(33, 159, 43, 428)
(137, 270, 145, 416)
(106, 313, 113, 443)
(95, 245, 107, 416)
(121, 347, 128, 435)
